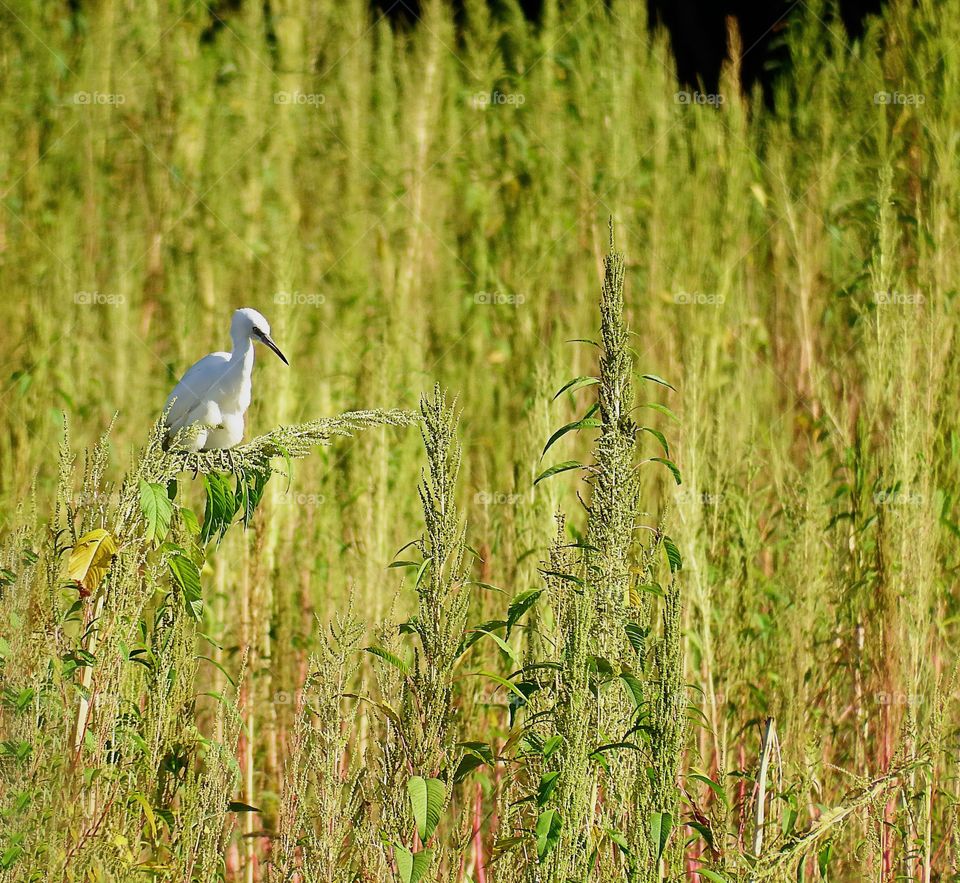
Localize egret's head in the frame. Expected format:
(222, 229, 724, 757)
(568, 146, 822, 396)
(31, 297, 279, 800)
(232, 308, 289, 365)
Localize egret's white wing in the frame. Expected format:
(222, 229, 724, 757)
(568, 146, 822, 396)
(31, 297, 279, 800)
(164, 351, 231, 432)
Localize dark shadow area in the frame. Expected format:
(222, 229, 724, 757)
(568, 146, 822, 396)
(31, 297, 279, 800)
(370, 0, 888, 98)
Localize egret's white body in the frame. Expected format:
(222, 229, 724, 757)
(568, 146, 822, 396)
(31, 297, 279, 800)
(164, 308, 288, 452)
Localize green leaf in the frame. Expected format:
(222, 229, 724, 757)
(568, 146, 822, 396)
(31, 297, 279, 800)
(663, 536, 683, 572)
(688, 820, 714, 850)
(689, 772, 729, 808)
(625, 623, 647, 655)
(364, 645, 411, 675)
(200, 473, 238, 545)
(414, 557, 432, 587)
(542, 418, 602, 457)
(535, 809, 563, 860)
(227, 801, 260, 813)
(407, 776, 444, 841)
(695, 870, 731, 883)
(139, 480, 174, 547)
(236, 467, 270, 528)
(180, 507, 200, 536)
(474, 628, 519, 666)
(0, 844, 24, 870)
(640, 373, 676, 391)
(641, 402, 680, 424)
(536, 771, 560, 807)
(650, 457, 682, 485)
(619, 671, 644, 709)
(604, 827, 630, 852)
(457, 619, 507, 657)
(473, 671, 529, 700)
(818, 841, 833, 879)
(506, 589, 542, 636)
(454, 742, 495, 782)
(424, 779, 444, 841)
(539, 569, 586, 590)
(640, 426, 669, 456)
(542, 735, 563, 759)
(650, 810, 672, 863)
(458, 741, 495, 765)
(533, 460, 583, 486)
(167, 554, 202, 620)
(408, 776, 427, 840)
(394, 846, 432, 883)
(553, 375, 600, 399)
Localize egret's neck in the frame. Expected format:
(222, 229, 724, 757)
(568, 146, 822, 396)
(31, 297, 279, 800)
(230, 330, 255, 369)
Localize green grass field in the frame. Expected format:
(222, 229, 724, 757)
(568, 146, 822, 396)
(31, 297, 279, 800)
(2, 1, 959, 880)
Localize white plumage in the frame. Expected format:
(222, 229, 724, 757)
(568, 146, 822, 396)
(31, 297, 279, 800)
(163, 308, 288, 452)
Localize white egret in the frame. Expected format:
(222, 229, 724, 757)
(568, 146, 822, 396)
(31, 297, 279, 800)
(163, 307, 288, 452)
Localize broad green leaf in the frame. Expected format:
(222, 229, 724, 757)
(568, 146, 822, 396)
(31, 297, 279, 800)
(506, 589, 542, 636)
(535, 809, 562, 860)
(200, 473, 238, 545)
(473, 628, 519, 666)
(640, 373, 676, 391)
(457, 741, 495, 765)
(139, 481, 174, 546)
(168, 554, 202, 620)
(650, 810, 672, 863)
(364, 645, 411, 675)
(424, 779, 444, 841)
(553, 375, 600, 399)
(536, 771, 560, 807)
(180, 507, 200, 536)
(688, 820, 714, 849)
(236, 468, 270, 527)
(640, 426, 669, 456)
(130, 792, 157, 840)
(641, 402, 680, 424)
(619, 671, 644, 709)
(457, 620, 507, 657)
(696, 870, 731, 882)
(394, 846, 413, 883)
(650, 457, 682, 485)
(407, 776, 444, 841)
(533, 460, 582, 486)
(541, 418, 602, 457)
(625, 622, 647, 655)
(818, 842, 833, 879)
(663, 536, 683, 572)
(67, 529, 117, 595)
(689, 772, 729, 808)
(604, 827, 630, 852)
(453, 742, 495, 782)
(408, 776, 427, 840)
(542, 735, 563, 759)
(473, 671, 528, 700)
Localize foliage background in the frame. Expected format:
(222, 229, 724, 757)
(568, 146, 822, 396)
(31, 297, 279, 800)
(1, 0, 959, 880)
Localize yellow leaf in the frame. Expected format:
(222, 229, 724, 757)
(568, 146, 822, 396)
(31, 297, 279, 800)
(131, 791, 157, 840)
(67, 529, 117, 595)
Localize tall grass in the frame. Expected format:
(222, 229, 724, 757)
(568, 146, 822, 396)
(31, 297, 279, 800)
(2, 0, 960, 880)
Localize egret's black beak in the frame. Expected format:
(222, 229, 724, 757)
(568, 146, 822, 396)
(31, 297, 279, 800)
(259, 333, 289, 365)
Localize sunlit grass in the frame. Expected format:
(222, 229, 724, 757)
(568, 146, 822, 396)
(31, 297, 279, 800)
(2, 0, 960, 880)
